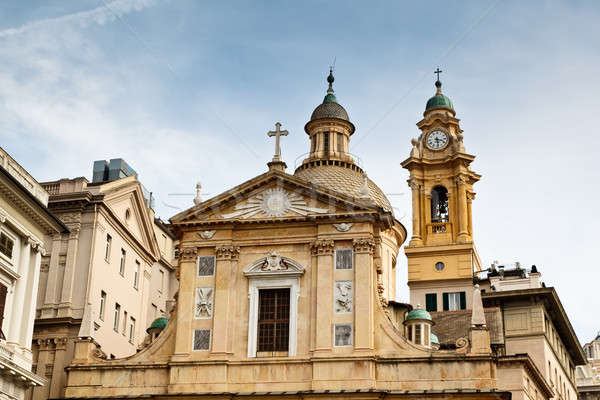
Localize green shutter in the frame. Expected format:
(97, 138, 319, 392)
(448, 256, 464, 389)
(460, 291, 467, 310)
(425, 294, 437, 312)
(442, 293, 449, 311)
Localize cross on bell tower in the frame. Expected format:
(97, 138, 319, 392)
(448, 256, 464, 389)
(267, 122, 288, 172)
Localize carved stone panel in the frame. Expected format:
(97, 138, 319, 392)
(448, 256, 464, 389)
(334, 280, 353, 314)
(194, 287, 214, 319)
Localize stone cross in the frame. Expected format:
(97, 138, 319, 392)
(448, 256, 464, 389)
(434, 67, 443, 81)
(267, 122, 288, 162)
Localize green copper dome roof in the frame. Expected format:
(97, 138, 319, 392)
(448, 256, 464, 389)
(310, 69, 350, 122)
(425, 80, 454, 112)
(146, 316, 168, 333)
(430, 332, 439, 344)
(406, 308, 432, 321)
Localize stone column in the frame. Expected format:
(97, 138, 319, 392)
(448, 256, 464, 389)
(408, 179, 422, 245)
(23, 245, 43, 348)
(173, 247, 198, 357)
(311, 240, 334, 354)
(41, 234, 63, 318)
(8, 238, 31, 344)
(353, 238, 375, 351)
(456, 175, 470, 243)
(467, 192, 475, 238)
(58, 228, 80, 318)
(211, 244, 239, 356)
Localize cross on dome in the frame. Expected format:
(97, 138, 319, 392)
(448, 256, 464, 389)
(267, 122, 288, 162)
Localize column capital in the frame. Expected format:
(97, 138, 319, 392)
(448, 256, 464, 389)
(353, 237, 375, 254)
(407, 178, 421, 191)
(456, 174, 468, 186)
(216, 245, 240, 261)
(310, 239, 334, 256)
(179, 246, 198, 262)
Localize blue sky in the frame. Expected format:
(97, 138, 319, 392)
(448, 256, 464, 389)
(1, 1, 599, 344)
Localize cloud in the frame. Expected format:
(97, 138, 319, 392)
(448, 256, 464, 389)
(0, 0, 159, 38)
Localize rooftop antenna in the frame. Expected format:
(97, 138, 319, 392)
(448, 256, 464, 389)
(331, 56, 337, 72)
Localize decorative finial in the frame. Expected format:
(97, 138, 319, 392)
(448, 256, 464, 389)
(359, 173, 371, 199)
(327, 67, 335, 92)
(193, 182, 202, 205)
(434, 67, 443, 94)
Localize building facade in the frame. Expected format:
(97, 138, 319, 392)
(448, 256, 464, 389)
(0, 147, 66, 400)
(29, 160, 177, 400)
(577, 334, 600, 399)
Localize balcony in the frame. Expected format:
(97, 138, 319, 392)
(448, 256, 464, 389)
(428, 222, 451, 234)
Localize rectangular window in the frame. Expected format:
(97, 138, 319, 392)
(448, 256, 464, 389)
(193, 329, 211, 351)
(323, 132, 330, 152)
(129, 317, 136, 343)
(336, 132, 343, 152)
(407, 325, 412, 342)
(119, 249, 126, 276)
(99, 291, 106, 320)
(134, 261, 140, 289)
(425, 293, 437, 312)
(122, 311, 128, 335)
(335, 249, 353, 270)
(0, 284, 7, 340)
(334, 324, 353, 347)
(159, 269, 165, 293)
(0, 233, 14, 259)
(415, 324, 422, 345)
(198, 256, 215, 276)
(113, 303, 121, 332)
(443, 292, 466, 311)
(257, 288, 290, 352)
(105, 234, 112, 261)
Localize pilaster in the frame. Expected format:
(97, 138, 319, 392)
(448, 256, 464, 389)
(173, 246, 198, 357)
(41, 234, 63, 318)
(353, 238, 375, 351)
(408, 179, 422, 246)
(311, 240, 334, 354)
(8, 239, 31, 344)
(211, 245, 240, 357)
(58, 229, 80, 317)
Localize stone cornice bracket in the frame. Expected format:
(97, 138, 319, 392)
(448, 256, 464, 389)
(353, 237, 375, 254)
(310, 239, 334, 256)
(179, 247, 199, 262)
(216, 245, 240, 261)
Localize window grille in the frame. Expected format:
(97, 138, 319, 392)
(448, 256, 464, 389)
(257, 288, 290, 352)
(334, 324, 352, 346)
(198, 256, 215, 276)
(335, 249, 353, 270)
(193, 329, 211, 350)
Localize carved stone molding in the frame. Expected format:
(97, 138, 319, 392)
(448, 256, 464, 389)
(466, 191, 476, 201)
(216, 245, 240, 261)
(68, 228, 81, 240)
(353, 238, 375, 254)
(334, 280, 353, 313)
(36, 338, 53, 350)
(179, 247, 199, 262)
(407, 178, 420, 191)
(310, 240, 334, 256)
(53, 337, 69, 349)
(198, 230, 216, 240)
(333, 223, 353, 232)
(377, 282, 388, 308)
(456, 174, 468, 186)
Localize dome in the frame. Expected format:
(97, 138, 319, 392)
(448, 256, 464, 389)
(425, 80, 454, 112)
(406, 308, 432, 321)
(310, 101, 350, 122)
(146, 316, 168, 333)
(430, 332, 439, 344)
(309, 68, 351, 122)
(294, 165, 393, 213)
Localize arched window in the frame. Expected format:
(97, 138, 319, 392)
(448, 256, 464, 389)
(431, 186, 449, 223)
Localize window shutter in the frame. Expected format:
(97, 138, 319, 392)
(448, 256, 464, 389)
(425, 293, 437, 312)
(442, 293, 449, 311)
(459, 291, 467, 310)
(0, 284, 7, 339)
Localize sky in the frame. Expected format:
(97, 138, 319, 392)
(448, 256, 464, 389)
(1, 0, 599, 344)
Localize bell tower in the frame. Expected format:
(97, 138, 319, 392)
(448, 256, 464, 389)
(401, 74, 482, 312)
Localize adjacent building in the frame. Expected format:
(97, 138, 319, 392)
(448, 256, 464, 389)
(0, 147, 66, 400)
(30, 159, 177, 400)
(577, 333, 600, 399)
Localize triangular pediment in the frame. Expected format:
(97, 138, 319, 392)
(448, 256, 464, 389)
(99, 177, 160, 258)
(170, 170, 378, 225)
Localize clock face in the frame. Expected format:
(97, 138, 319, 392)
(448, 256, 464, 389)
(427, 130, 448, 150)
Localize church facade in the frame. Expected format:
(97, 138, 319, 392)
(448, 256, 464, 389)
(58, 71, 563, 399)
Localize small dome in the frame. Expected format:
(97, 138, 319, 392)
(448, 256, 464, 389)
(406, 308, 432, 321)
(146, 316, 168, 333)
(430, 332, 439, 344)
(310, 101, 350, 121)
(425, 80, 454, 112)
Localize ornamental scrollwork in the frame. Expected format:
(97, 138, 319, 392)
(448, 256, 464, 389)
(179, 247, 198, 262)
(310, 240, 334, 256)
(216, 245, 240, 261)
(352, 238, 375, 254)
